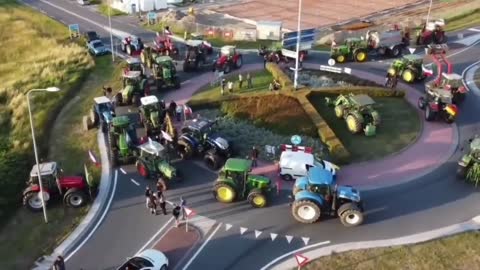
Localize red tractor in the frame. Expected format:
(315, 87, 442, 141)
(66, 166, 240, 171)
(22, 162, 89, 212)
(416, 19, 447, 46)
(214, 45, 243, 73)
(153, 33, 179, 56)
(121, 36, 144, 56)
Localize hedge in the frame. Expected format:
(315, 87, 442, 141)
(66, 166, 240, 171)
(266, 62, 293, 90)
(296, 91, 350, 163)
(309, 86, 405, 97)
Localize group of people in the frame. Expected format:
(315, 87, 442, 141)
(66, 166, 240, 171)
(145, 178, 187, 227)
(220, 73, 254, 95)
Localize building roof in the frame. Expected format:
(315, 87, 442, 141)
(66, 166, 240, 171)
(307, 167, 334, 185)
(138, 140, 165, 155)
(30, 162, 57, 177)
(94, 96, 111, 104)
(223, 158, 252, 172)
(141, 95, 159, 106)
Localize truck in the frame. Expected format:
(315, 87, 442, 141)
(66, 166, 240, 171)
(366, 29, 409, 57)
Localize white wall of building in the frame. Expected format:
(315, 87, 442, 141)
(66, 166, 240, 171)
(111, 0, 167, 14)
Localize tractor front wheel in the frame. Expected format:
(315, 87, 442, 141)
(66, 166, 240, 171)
(354, 50, 367, 62)
(281, 174, 294, 181)
(235, 56, 243, 69)
(136, 160, 150, 179)
(390, 45, 401, 57)
(224, 64, 231, 74)
(417, 97, 426, 110)
(346, 114, 362, 134)
(425, 105, 436, 121)
(247, 189, 267, 208)
(204, 150, 223, 170)
(456, 165, 468, 180)
(402, 69, 415, 83)
(335, 55, 346, 63)
(23, 191, 47, 212)
(292, 200, 321, 224)
(213, 183, 236, 203)
(334, 105, 345, 118)
(338, 203, 364, 227)
(177, 140, 194, 160)
(64, 188, 87, 208)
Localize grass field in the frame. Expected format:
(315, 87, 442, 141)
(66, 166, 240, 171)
(97, 3, 126, 17)
(309, 95, 421, 162)
(444, 8, 480, 32)
(0, 0, 93, 222)
(190, 70, 273, 103)
(303, 231, 480, 270)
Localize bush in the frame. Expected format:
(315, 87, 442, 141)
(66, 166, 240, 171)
(266, 63, 293, 90)
(313, 87, 405, 97)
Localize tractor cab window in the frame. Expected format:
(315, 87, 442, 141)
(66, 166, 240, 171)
(226, 171, 243, 185)
(309, 184, 330, 197)
(97, 103, 109, 112)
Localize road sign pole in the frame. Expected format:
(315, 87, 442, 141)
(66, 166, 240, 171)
(426, 0, 433, 25)
(293, 0, 303, 90)
(108, 0, 115, 62)
(186, 215, 189, 232)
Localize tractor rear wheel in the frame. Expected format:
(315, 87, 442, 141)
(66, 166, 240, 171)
(83, 115, 93, 131)
(334, 105, 345, 118)
(281, 174, 294, 181)
(235, 56, 243, 69)
(132, 95, 141, 107)
(417, 97, 426, 110)
(90, 109, 99, 126)
(456, 165, 468, 180)
(204, 150, 223, 170)
(23, 191, 47, 212)
(247, 189, 267, 208)
(346, 114, 362, 134)
(338, 203, 364, 227)
(64, 188, 87, 208)
(389, 45, 401, 57)
(177, 140, 194, 160)
(213, 183, 236, 203)
(224, 64, 231, 74)
(425, 105, 436, 121)
(292, 200, 321, 224)
(136, 160, 150, 179)
(354, 50, 367, 62)
(402, 69, 415, 83)
(110, 147, 118, 167)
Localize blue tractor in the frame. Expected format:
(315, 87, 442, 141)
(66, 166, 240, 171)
(290, 167, 364, 227)
(177, 118, 232, 170)
(83, 96, 115, 133)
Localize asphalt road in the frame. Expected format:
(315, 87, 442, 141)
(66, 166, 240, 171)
(21, 0, 480, 269)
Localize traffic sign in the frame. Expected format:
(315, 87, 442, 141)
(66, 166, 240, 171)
(328, 58, 336, 66)
(147, 12, 157, 20)
(283, 28, 315, 40)
(281, 49, 298, 59)
(68, 24, 80, 39)
(290, 135, 302, 145)
(294, 253, 309, 268)
(184, 207, 195, 218)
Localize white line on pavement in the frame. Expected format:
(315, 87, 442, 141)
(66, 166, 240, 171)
(135, 217, 174, 255)
(468, 28, 480, 33)
(181, 79, 191, 85)
(130, 178, 140, 186)
(120, 168, 127, 174)
(182, 222, 222, 270)
(424, 39, 480, 68)
(65, 169, 118, 261)
(260, 241, 331, 270)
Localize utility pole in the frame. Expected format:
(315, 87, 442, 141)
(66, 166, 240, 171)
(293, 0, 302, 89)
(108, 0, 115, 62)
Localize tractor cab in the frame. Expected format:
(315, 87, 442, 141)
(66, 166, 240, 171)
(220, 45, 236, 58)
(293, 166, 335, 198)
(138, 139, 168, 160)
(139, 95, 163, 136)
(153, 56, 176, 78)
(111, 115, 138, 145)
(125, 57, 144, 75)
(348, 94, 376, 111)
(93, 96, 115, 124)
(181, 118, 214, 140)
(135, 139, 179, 182)
(122, 70, 143, 88)
(403, 54, 423, 66)
(140, 95, 161, 113)
(186, 37, 212, 54)
(28, 162, 63, 191)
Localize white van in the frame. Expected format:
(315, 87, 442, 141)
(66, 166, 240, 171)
(279, 150, 338, 181)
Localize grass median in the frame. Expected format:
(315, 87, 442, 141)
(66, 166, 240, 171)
(97, 3, 126, 17)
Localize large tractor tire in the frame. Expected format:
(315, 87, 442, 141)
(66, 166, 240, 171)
(177, 140, 194, 160)
(23, 191, 46, 212)
(389, 45, 401, 57)
(64, 188, 87, 208)
(425, 105, 436, 121)
(115, 93, 123, 106)
(402, 69, 415, 83)
(204, 150, 223, 170)
(335, 55, 346, 64)
(334, 105, 345, 118)
(338, 202, 364, 227)
(354, 49, 368, 62)
(291, 199, 321, 224)
(136, 160, 150, 179)
(456, 165, 468, 180)
(417, 97, 426, 110)
(213, 182, 236, 203)
(90, 109, 99, 126)
(235, 55, 243, 69)
(224, 64, 231, 74)
(346, 114, 362, 134)
(247, 188, 267, 208)
(83, 115, 93, 131)
(110, 147, 118, 167)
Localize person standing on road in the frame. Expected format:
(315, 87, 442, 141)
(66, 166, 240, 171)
(180, 197, 187, 220)
(263, 54, 268, 69)
(157, 191, 167, 215)
(53, 255, 65, 270)
(251, 146, 259, 167)
(172, 204, 181, 227)
(227, 81, 233, 93)
(145, 186, 152, 209)
(220, 78, 226, 95)
(148, 193, 157, 215)
(247, 73, 253, 88)
(168, 100, 177, 119)
(157, 177, 167, 192)
(238, 73, 243, 89)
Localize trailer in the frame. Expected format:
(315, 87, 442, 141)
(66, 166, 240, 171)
(366, 29, 409, 57)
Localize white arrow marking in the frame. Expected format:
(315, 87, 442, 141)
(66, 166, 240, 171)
(254, 230, 262, 238)
(120, 168, 127, 174)
(225, 224, 232, 231)
(240, 227, 248, 235)
(286, 235, 293, 244)
(302, 237, 310, 245)
(408, 47, 416, 54)
(130, 178, 140, 186)
(184, 207, 193, 216)
(270, 233, 278, 241)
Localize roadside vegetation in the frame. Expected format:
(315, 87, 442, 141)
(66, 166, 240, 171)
(97, 3, 127, 17)
(444, 8, 480, 32)
(302, 231, 480, 270)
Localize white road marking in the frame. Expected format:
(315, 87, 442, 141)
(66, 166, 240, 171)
(120, 168, 127, 174)
(259, 240, 331, 270)
(468, 28, 480, 33)
(240, 227, 247, 235)
(285, 235, 293, 244)
(225, 223, 232, 231)
(65, 169, 118, 261)
(135, 217, 174, 255)
(182, 222, 222, 270)
(181, 79, 191, 85)
(130, 178, 140, 186)
(424, 39, 480, 68)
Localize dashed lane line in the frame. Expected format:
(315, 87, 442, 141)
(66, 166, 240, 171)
(130, 178, 140, 186)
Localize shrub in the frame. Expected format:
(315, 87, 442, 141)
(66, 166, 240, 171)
(313, 87, 405, 97)
(266, 63, 293, 90)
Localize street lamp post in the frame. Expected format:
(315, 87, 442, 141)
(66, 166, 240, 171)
(426, 0, 433, 24)
(293, 0, 303, 89)
(108, 0, 115, 62)
(27, 87, 61, 224)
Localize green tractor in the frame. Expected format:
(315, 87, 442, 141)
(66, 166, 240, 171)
(213, 158, 275, 208)
(115, 71, 149, 107)
(108, 115, 140, 166)
(387, 54, 426, 83)
(326, 94, 381, 136)
(457, 136, 480, 186)
(330, 37, 369, 64)
(139, 95, 164, 138)
(151, 56, 181, 90)
(135, 140, 181, 188)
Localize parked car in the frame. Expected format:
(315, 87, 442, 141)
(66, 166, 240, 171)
(88, 40, 108, 56)
(84, 31, 99, 43)
(117, 249, 168, 270)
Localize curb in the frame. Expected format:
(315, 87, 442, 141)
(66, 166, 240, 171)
(463, 60, 480, 96)
(32, 131, 113, 269)
(267, 216, 480, 270)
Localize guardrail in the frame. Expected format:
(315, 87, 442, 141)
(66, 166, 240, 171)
(319, 65, 352, 74)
